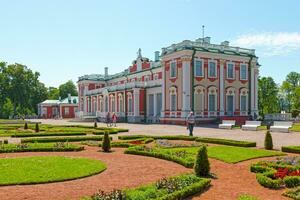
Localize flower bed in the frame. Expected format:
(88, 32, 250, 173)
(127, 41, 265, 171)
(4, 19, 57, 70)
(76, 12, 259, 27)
(88, 174, 210, 200)
(0, 142, 84, 153)
(21, 136, 107, 143)
(251, 157, 300, 189)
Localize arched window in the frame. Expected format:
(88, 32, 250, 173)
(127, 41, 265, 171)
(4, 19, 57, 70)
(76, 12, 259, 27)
(169, 87, 177, 111)
(105, 96, 108, 112)
(118, 94, 123, 112)
(110, 95, 115, 112)
(226, 87, 236, 116)
(194, 86, 205, 116)
(127, 92, 133, 113)
(99, 96, 103, 112)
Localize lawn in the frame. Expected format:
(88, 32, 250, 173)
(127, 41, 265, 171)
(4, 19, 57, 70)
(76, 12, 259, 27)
(0, 156, 106, 185)
(126, 145, 285, 165)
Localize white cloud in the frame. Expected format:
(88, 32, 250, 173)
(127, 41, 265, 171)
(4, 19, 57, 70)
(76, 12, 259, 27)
(232, 32, 300, 57)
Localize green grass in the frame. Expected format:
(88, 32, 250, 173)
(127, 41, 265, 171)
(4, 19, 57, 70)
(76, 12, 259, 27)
(126, 145, 285, 165)
(238, 194, 260, 200)
(257, 126, 267, 130)
(0, 156, 106, 185)
(290, 125, 300, 132)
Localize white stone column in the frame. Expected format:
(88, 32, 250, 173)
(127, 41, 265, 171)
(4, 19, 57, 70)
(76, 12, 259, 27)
(161, 63, 165, 117)
(181, 56, 192, 118)
(219, 59, 225, 116)
(153, 93, 157, 117)
(83, 84, 88, 114)
(133, 88, 140, 117)
(250, 61, 256, 116)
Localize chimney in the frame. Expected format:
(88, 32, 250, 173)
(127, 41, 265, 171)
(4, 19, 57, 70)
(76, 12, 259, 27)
(154, 51, 160, 62)
(104, 67, 108, 77)
(68, 93, 71, 103)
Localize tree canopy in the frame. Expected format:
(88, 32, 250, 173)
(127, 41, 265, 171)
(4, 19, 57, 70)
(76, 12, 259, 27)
(58, 80, 78, 99)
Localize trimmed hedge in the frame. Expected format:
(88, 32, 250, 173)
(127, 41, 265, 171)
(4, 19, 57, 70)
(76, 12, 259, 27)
(11, 132, 87, 137)
(195, 137, 256, 147)
(0, 143, 84, 153)
(119, 135, 197, 141)
(284, 176, 300, 188)
(282, 146, 300, 154)
(21, 136, 107, 143)
(283, 187, 300, 200)
(124, 146, 194, 168)
(256, 173, 283, 189)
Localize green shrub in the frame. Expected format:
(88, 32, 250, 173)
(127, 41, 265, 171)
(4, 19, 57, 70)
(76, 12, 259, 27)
(94, 122, 97, 128)
(118, 135, 197, 141)
(195, 137, 256, 147)
(194, 145, 210, 177)
(282, 146, 300, 154)
(256, 173, 282, 189)
(284, 176, 300, 188)
(35, 123, 39, 133)
(283, 187, 300, 200)
(24, 123, 28, 130)
(21, 136, 106, 143)
(12, 132, 86, 137)
(264, 131, 273, 150)
(3, 140, 8, 144)
(102, 131, 111, 152)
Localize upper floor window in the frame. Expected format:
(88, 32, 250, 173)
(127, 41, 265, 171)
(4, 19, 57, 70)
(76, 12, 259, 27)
(208, 61, 217, 78)
(170, 61, 176, 78)
(194, 60, 203, 77)
(240, 64, 247, 80)
(227, 63, 234, 79)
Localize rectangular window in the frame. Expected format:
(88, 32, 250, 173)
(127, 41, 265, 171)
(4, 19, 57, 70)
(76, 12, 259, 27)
(227, 63, 234, 79)
(208, 94, 215, 111)
(209, 61, 216, 77)
(241, 96, 247, 111)
(148, 94, 154, 116)
(171, 94, 176, 111)
(156, 93, 162, 116)
(119, 99, 123, 112)
(170, 62, 176, 78)
(240, 64, 247, 80)
(194, 60, 203, 77)
(64, 107, 69, 115)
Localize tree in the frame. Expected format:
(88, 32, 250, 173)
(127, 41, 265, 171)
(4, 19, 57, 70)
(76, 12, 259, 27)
(58, 80, 78, 99)
(48, 87, 60, 100)
(281, 72, 300, 112)
(194, 145, 210, 177)
(258, 77, 280, 118)
(2, 98, 14, 119)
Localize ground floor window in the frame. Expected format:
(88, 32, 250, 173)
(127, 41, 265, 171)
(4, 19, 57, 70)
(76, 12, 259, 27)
(156, 93, 162, 116)
(128, 97, 133, 112)
(170, 94, 176, 111)
(208, 94, 216, 111)
(240, 95, 247, 111)
(64, 107, 69, 115)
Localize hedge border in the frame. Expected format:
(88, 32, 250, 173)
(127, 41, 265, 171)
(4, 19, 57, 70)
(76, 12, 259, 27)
(11, 132, 86, 137)
(21, 136, 107, 143)
(0, 146, 84, 153)
(195, 137, 256, 147)
(283, 187, 300, 200)
(124, 147, 194, 168)
(281, 146, 300, 154)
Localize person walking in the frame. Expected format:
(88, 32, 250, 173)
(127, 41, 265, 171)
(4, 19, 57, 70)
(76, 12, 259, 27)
(112, 112, 118, 127)
(186, 111, 195, 136)
(106, 112, 111, 127)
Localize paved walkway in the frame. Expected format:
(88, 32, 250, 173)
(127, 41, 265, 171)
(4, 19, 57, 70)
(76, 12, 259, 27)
(30, 119, 300, 149)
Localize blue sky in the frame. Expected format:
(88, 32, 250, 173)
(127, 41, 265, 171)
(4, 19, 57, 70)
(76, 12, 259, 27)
(1, 0, 299, 87)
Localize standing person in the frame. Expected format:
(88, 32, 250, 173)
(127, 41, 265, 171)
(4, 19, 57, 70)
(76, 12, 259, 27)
(186, 111, 195, 136)
(106, 112, 111, 127)
(112, 112, 118, 127)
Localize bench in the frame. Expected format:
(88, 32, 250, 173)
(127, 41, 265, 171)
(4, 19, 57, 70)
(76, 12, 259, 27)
(270, 121, 293, 133)
(219, 120, 236, 129)
(242, 121, 261, 131)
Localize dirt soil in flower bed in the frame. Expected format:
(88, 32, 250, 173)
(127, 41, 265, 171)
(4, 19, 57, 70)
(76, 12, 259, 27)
(0, 146, 292, 200)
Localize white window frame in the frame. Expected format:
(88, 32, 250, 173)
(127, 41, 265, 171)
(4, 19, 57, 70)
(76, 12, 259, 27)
(240, 63, 248, 80)
(208, 60, 217, 78)
(170, 61, 177, 78)
(227, 62, 235, 79)
(170, 94, 177, 111)
(194, 59, 204, 77)
(64, 107, 70, 115)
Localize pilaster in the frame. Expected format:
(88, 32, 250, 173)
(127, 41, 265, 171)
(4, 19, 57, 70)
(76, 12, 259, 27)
(219, 59, 225, 116)
(181, 56, 192, 118)
(133, 88, 140, 117)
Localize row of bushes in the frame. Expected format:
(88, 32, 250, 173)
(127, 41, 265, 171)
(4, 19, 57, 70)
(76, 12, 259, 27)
(119, 135, 257, 147)
(11, 132, 87, 137)
(283, 187, 300, 200)
(195, 137, 256, 147)
(282, 146, 300, 154)
(0, 143, 84, 153)
(21, 136, 107, 143)
(124, 146, 194, 168)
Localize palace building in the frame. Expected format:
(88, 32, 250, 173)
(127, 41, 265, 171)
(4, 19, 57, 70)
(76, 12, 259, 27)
(77, 37, 259, 125)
